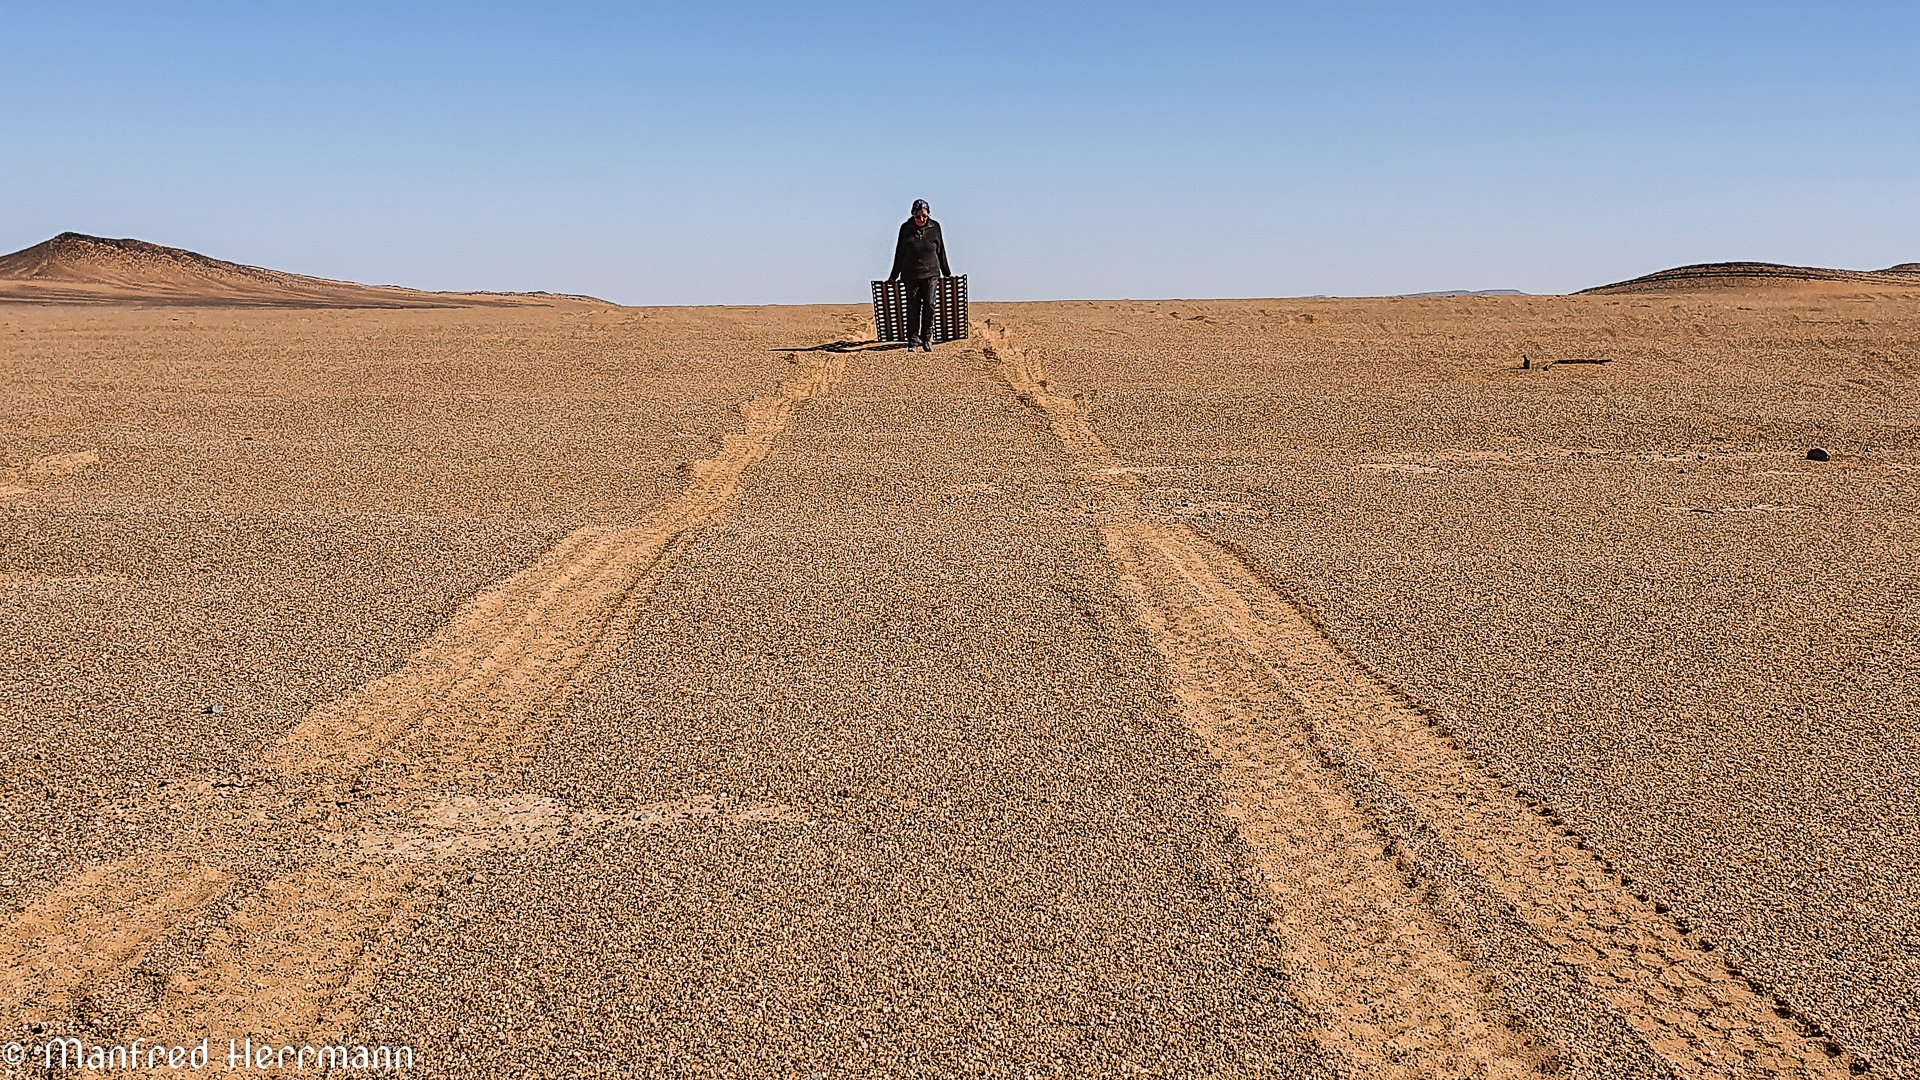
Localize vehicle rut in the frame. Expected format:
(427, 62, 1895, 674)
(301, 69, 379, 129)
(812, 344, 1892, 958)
(978, 316, 1860, 1080)
(0, 352, 843, 1049)
(0, 449, 98, 499)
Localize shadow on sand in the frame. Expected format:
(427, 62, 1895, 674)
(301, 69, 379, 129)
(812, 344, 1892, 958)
(769, 339, 911, 353)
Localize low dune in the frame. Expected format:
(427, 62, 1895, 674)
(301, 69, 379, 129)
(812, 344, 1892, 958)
(0, 232, 609, 308)
(1582, 260, 1920, 295)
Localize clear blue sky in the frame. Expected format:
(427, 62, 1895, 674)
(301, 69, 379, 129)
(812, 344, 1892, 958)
(5, 1, 1917, 303)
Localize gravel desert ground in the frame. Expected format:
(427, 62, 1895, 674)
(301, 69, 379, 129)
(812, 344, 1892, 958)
(1, 290, 1915, 1077)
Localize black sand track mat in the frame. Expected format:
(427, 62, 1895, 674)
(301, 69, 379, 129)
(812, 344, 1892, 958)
(871, 275, 968, 343)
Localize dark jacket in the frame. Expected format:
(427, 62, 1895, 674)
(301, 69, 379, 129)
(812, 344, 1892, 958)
(889, 218, 951, 281)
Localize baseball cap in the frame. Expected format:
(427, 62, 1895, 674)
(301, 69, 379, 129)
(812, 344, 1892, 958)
(912, 199, 930, 213)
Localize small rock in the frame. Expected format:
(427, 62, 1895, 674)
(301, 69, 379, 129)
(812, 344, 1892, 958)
(1806, 448, 1830, 462)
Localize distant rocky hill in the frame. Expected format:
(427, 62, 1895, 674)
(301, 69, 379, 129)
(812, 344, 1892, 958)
(0, 232, 610, 307)
(1580, 261, 1920, 295)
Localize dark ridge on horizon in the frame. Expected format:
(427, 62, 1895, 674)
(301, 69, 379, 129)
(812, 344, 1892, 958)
(0, 232, 612, 308)
(1580, 260, 1920, 295)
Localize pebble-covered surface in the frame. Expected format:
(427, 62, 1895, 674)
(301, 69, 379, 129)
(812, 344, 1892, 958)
(0, 303, 848, 909)
(4, 294, 1914, 1076)
(353, 345, 1325, 1077)
(994, 294, 1920, 1076)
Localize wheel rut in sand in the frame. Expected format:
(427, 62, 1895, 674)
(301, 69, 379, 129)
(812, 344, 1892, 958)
(977, 317, 1862, 1080)
(0, 449, 99, 499)
(0, 352, 842, 1047)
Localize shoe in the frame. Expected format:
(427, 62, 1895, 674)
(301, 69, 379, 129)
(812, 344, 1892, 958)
(922, 339, 934, 352)
(908, 337, 924, 351)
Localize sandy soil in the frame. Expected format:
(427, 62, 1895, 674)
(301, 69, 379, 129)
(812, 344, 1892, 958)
(990, 292, 1919, 1076)
(1, 295, 1912, 1077)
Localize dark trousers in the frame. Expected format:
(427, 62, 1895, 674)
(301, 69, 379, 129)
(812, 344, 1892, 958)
(906, 277, 936, 343)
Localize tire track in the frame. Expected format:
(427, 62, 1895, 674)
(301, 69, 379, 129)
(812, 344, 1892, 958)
(978, 317, 1860, 1079)
(0, 352, 842, 1048)
(271, 348, 842, 783)
(0, 449, 98, 499)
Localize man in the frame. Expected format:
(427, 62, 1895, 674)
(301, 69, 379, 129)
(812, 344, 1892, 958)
(887, 198, 951, 352)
